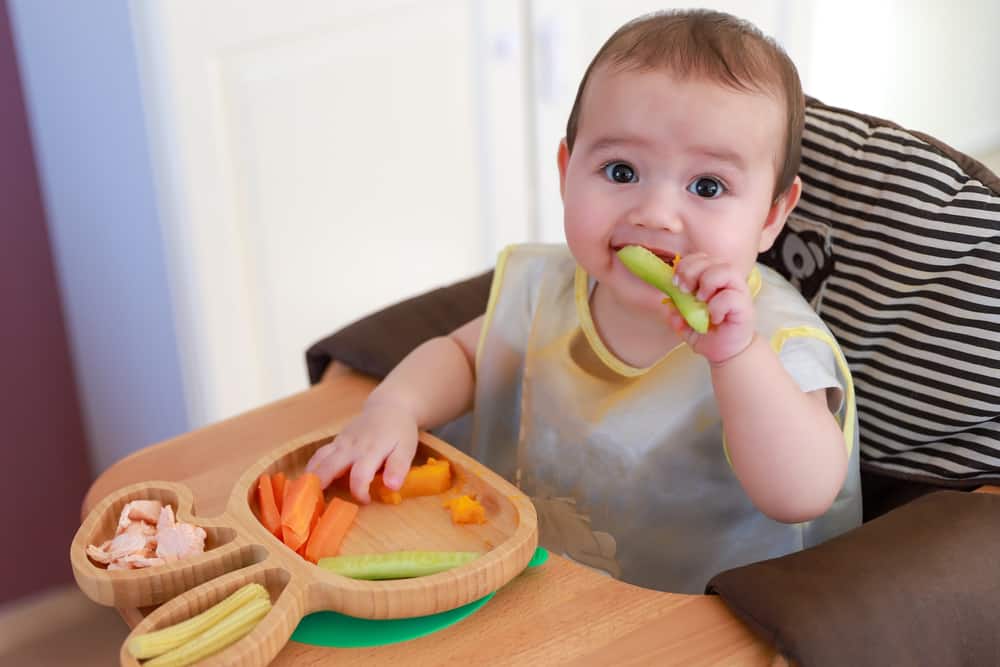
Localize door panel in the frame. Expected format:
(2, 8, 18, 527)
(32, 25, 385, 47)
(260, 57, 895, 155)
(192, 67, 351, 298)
(132, 0, 529, 425)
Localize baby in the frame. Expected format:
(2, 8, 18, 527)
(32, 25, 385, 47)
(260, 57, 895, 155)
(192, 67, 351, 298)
(307, 9, 861, 593)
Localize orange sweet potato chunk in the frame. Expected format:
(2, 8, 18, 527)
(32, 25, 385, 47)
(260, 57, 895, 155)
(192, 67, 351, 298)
(444, 495, 486, 525)
(370, 457, 452, 504)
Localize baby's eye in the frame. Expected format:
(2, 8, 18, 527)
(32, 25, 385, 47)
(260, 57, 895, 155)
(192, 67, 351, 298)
(687, 176, 725, 198)
(603, 161, 638, 184)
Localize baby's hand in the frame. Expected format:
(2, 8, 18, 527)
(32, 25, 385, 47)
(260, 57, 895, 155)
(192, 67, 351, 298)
(667, 252, 755, 364)
(304, 401, 419, 503)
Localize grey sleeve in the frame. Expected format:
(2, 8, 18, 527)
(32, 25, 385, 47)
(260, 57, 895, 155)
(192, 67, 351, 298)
(777, 335, 845, 414)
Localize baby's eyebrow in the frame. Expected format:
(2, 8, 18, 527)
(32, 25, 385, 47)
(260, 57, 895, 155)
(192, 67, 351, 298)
(582, 136, 646, 155)
(687, 146, 747, 171)
(580, 137, 748, 172)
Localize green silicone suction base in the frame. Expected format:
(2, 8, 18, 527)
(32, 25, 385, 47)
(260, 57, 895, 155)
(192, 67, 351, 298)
(291, 546, 549, 648)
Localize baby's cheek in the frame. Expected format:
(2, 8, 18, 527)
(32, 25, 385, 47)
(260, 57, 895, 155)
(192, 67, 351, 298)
(563, 225, 599, 263)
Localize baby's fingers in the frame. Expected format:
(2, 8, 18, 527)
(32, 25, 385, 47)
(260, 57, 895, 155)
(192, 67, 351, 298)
(695, 264, 741, 303)
(306, 441, 353, 489)
(672, 252, 710, 292)
(706, 288, 749, 326)
(304, 443, 330, 475)
(349, 452, 385, 504)
(383, 438, 418, 490)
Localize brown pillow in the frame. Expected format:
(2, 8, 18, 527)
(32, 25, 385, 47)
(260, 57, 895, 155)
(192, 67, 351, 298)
(305, 270, 493, 383)
(706, 491, 1000, 667)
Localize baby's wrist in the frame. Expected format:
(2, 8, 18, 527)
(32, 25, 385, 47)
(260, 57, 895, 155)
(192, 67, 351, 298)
(708, 333, 758, 369)
(364, 393, 412, 419)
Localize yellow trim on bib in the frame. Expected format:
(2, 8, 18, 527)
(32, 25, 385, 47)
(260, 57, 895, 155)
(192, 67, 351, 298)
(574, 267, 651, 377)
(746, 264, 762, 296)
(722, 325, 856, 465)
(769, 327, 856, 456)
(575, 263, 764, 378)
(475, 245, 515, 370)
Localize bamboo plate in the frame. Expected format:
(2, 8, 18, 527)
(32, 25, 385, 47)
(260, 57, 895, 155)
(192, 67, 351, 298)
(70, 429, 538, 667)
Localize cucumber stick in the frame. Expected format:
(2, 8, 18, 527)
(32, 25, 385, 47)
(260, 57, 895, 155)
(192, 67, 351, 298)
(318, 550, 479, 580)
(616, 245, 711, 334)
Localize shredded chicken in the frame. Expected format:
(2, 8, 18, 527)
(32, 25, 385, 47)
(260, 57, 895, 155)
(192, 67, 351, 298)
(87, 500, 207, 570)
(116, 500, 163, 532)
(120, 554, 167, 569)
(155, 505, 207, 562)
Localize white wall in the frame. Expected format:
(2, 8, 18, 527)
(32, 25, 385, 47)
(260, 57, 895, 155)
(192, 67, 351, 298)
(9, 0, 189, 473)
(530, 0, 1000, 241)
(10, 0, 997, 475)
(793, 0, 1000, 156)
(528, 0, 791, 243)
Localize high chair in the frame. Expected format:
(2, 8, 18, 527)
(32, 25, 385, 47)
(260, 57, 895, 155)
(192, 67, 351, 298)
(307, 97, 1000, 666)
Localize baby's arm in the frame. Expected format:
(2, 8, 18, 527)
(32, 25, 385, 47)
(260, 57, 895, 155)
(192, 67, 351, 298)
(670, 253, 846, 522)
(711, 338, 847, 523)
(306, 315, 483, 502)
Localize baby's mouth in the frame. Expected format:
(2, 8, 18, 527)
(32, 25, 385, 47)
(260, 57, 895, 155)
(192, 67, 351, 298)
(612, 244, 679, 267)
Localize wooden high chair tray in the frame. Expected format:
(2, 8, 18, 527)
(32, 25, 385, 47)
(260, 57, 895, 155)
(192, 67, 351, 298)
(70, 428, 538, 667)
(75, 367, 783, 665)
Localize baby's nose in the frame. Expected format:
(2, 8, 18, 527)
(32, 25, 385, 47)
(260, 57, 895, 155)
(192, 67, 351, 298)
(627, 184, 682, 230)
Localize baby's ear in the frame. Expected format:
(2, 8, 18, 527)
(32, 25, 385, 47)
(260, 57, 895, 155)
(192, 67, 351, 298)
(557, 139, 570, 202)
(759, 176, 803, 252)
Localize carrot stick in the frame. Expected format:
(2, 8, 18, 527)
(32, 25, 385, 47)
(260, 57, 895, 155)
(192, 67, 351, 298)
(297, 493, 326, 557)
(271, 472, 287, 514)
(280, 473, 323, 551)
(304, 497, 359, 563)
(314, 494, 326, 525)
(256, 474, 282, 538)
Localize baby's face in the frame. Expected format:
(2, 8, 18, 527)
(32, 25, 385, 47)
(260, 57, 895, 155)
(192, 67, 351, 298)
(559, 65, 791, 313)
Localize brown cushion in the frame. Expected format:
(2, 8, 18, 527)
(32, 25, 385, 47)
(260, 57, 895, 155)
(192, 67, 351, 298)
(706, 491, 1000, 667)
(305, 270, 493, 383)
(859, 469, 946, 522)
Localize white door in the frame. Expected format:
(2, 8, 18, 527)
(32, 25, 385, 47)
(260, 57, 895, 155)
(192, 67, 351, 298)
(131, 0, 532, 427)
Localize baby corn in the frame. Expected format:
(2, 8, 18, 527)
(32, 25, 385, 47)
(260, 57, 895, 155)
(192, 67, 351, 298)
(127, 583, 269, 660)
(143, 596, 272, 667)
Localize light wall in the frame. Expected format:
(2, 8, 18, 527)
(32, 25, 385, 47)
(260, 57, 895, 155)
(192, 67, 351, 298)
(801, 0, 1000, 156)
(9, 0, 189, 473)
(9, 0, 998, 476)
(532, 0, 1000, 242)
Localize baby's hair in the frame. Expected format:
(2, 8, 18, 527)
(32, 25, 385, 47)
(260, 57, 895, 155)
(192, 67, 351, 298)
(565, 9, 804, 200)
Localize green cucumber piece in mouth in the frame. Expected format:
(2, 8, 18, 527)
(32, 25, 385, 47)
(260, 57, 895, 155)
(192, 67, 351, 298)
(616, 245, 711, 334)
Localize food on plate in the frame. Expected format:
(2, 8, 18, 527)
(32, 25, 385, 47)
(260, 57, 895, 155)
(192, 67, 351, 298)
(253, 472, 360, 563)
(127, 582, 269, 661)
(86, 500, 206, 570)
(131, 582, 272, 666)
(444, 495, 487, 524)
(616, 245, 711, 334)
(279, 473, 324, 552)
(156, 505, 208, 560)
(271, 471, 287, 513)
(369, 457, 452, 504)
(318, 550, 479, 580)
(256, 474, 282, 538)
(303, 497, 359, 563)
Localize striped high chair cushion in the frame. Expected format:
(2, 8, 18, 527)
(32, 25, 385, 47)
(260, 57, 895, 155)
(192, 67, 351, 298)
(759, 99, 1000, 486)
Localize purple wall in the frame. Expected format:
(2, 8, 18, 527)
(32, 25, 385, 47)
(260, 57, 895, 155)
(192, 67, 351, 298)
(0, 0, 93, 604)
